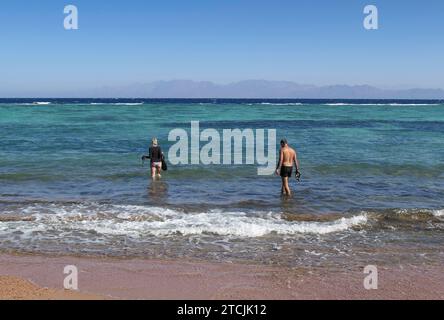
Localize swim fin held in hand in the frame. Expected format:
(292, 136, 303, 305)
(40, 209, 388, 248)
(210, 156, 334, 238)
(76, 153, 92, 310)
(295, 169, 301, 182)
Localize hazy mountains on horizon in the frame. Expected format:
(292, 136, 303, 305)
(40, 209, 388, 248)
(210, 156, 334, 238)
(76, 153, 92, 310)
(3, 80, 444, 99)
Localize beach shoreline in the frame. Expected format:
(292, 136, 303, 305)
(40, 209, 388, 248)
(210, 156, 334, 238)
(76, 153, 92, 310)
(0, 253, 442, 300)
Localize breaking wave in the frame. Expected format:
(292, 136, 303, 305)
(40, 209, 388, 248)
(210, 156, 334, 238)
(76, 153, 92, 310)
(0, 203, 368, 238)
(1, 203, 442, 241)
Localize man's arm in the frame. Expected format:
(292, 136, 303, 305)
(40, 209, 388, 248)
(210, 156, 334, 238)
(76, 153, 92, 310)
(275, 148, 283, 174)
(294, 150, 300, 172)
(142, 147, 152, 160)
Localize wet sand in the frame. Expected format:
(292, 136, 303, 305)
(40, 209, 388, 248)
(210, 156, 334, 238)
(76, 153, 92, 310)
(0, 253, 443, 300)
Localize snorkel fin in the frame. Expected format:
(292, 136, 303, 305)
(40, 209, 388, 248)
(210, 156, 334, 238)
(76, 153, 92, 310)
(295, 169, 301, 182)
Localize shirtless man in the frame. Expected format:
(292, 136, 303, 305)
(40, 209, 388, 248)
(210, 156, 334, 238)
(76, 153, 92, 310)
(275, 139, 300, 196)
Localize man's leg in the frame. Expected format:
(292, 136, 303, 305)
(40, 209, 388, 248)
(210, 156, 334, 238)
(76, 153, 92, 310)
(284, 177, 291, 195)
(151, 166, 156, 179)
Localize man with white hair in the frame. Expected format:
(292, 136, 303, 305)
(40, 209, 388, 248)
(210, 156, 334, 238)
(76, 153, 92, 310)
(144, 137, 164, 179)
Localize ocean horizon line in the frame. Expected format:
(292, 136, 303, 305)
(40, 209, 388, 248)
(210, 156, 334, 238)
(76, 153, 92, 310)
(1, 97, 443, 102)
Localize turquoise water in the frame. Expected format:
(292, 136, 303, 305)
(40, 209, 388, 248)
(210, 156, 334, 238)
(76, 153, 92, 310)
(0, 100, 443, 267)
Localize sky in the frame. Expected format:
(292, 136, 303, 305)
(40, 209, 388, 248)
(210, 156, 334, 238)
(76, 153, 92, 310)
(0, 0, 443, 96)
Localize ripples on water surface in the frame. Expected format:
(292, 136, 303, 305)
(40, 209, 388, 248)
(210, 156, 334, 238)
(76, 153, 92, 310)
(0, 99, 443, 268)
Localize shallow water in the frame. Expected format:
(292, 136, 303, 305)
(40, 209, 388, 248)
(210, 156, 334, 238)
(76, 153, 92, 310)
(0, 99, 443, 268)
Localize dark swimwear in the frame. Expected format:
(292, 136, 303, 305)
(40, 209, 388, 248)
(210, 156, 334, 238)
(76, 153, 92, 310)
(149, 146, 163, 164)
(280, 166, 293, 178)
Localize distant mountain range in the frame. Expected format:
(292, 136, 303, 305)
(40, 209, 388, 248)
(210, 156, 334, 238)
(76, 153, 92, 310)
(74, 80, 444, 99)
(4, 80, 444, 99)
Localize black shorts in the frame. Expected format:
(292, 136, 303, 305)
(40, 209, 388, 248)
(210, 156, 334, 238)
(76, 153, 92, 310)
(280, 166, 293, 178)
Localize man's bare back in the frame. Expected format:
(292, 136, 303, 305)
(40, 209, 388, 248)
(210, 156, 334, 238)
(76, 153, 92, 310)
(281, 146, 296, 167)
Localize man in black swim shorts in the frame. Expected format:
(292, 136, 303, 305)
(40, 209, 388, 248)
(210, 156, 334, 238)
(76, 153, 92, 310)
(280, 165, 293, 178)
(275, 139, 300, 196)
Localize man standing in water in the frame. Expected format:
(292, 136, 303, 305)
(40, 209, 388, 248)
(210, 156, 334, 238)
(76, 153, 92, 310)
(275, 139, 300, 196)
(143, 137, 164, 179)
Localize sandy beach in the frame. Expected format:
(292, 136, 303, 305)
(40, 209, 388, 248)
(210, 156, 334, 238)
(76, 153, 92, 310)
(0, 253, 442, 300)
(0, 275, 103, 300)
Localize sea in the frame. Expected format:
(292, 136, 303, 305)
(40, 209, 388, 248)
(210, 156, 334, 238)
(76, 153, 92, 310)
(0, 98, 443, 269)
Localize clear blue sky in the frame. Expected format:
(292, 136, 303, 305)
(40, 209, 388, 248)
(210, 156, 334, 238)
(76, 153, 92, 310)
(1, 0, 443, 95)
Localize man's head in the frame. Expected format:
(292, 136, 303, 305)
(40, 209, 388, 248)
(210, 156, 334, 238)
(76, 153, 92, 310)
(280, 138, 288, 147)
(152, 137, 158, 146)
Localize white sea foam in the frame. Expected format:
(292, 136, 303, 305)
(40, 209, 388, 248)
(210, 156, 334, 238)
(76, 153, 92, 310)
(324, 103, 440, 106)
(1, 204, 367, 238)
(433, 209, 444, 217)
(113, 102, 144, 106)
(89, 102, 144, 106)
(387, 103, 439, 106)
(33, 102, 51, 105)
(260, 102, 303, 106)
